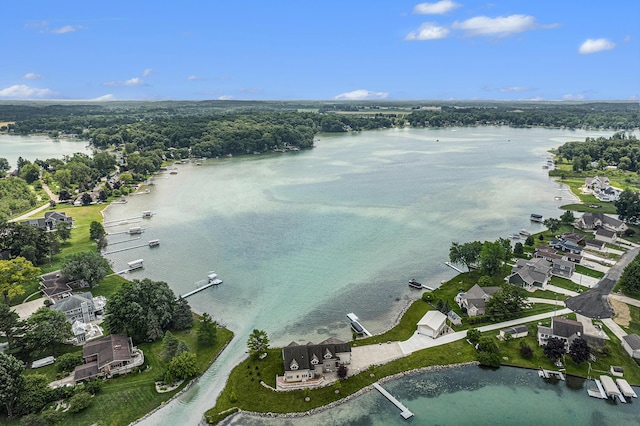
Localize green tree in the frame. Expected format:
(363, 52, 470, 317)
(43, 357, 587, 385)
(93, 151, 117, 176)
(519, 341, 534, 359)
(485, 284, 526, 322)
(175, 340, 190, 356)
(25, 307, 72, 356)
(0, 158, 10, 174)
(466, 328, 481, 344)
(56, 353, 83, 373)
(476, 336, 500, 368)
(16, 374, 53, 416)
(0, 303, 23, 350)
(618, 258, 640, 293)
(162, 331, 179, 361)
(568, 337, 590, 364)
(89, 221, 106, 241)
(449, 241, 482, 271)
(560, 210, 575, 224)
(171, 297, 193, 330)
(496, 237, 513, 263)
(247, 329, 269, 357)
(615, 190, 640, 224)
(513, 242, 524, 255)
(0, 353, 24, 418)
(479, 241, 505, 276)
(543, 337, 566, 362)
(55, 221, 72, 244)
(68, 391, 92, 413)
(0, 257, 41, 305)
(19, 163, 40, 184)
(167, 351, 198, 381)
(61, 251, 111, 289)
(197, 312, 217, 347)
(524, 235, 534, 246)
(55, 169, 72, 189)
(543, 218, 561, 234)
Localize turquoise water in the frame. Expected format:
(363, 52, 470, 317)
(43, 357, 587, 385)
(100, 126, 622, 425)
(227, 366, 640, 425)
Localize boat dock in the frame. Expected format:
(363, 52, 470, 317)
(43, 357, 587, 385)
(373, 382, 413, 420)
(347, 313, 372, 337)
(588, 379, 607, 399)
(538, 369, 565, 380)
(616, 379, 638, 398)
(600, 375, 625, 403)
(444, 261, 464, 273)
(181, 281, 218, 299)
(102, 240, 159, 255)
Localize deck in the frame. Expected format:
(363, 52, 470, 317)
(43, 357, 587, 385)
(373, 383, 413, 420)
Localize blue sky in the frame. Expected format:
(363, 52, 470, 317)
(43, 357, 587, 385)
(1, 1, 638, 101)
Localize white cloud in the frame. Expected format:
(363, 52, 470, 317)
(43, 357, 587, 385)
(0, 84, 56, 99)
(405, 23, 449, 40)
(452, 14, 556, 37)
(624, 35, 631, 43)
(22, 72, 42, 80)
(103, 77, 145, 87)
(50, 25, 83, 34)
(142, 68, 155, 77)
(218, 95, 233, 100)
(24, 21, 48, 29)
(500, 86, 535, 93)
(187, 75, 205, 81)
(90, 94, 116, 101)
(334, 89, 390, 101)
(562, 93, 585, 100)
(413, 1, 461, 15)
(578, 38, 615, 54)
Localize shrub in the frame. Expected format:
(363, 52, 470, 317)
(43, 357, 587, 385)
(519, 344, 534, 359)
(68, 391, 92, 413)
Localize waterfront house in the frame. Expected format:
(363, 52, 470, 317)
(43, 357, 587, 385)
(550, 239, 584, 255)
(621, 334, 640, 359)
(454, 284, 501, 317)
(417, 310, 448, 338)
(499, 325, 529, 340)
(20, 211, 73, 231)
(575, 212, 627, 233)
(281, 337, 351, 384)
(69, 320, 104, 345)
(534, 246, 563, 262)
(50, 292, 104, 323)
(73, 334, 143, 382)
(559, 232, 586, 246)
(507, 258, 552, 290)
(39, 270, 88, 301)
(585, 176, 621, 202)
(595, 228, 617, 244)
(537, 317, 583, 351)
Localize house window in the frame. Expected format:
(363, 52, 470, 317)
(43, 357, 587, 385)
(311, 359, 319, 365)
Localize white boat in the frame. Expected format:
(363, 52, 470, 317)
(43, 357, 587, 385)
(519, 229, 531, 237)
(208, 272, 223, 285)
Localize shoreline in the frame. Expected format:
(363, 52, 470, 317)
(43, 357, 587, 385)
(222, 361, 479, 423)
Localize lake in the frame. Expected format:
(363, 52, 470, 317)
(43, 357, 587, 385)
(99, 126, 624, 424)
(0, 134, 90, 169)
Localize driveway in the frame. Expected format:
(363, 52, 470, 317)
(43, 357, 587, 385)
(11, 298, 46, 320)
(349, 342, 405, 375)
(565, 247, 640, 319)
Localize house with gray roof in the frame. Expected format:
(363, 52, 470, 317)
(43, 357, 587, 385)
(499, 325, 529, 339)
(507, 258, 552, 290)
(50, 292, 103, 323)
(622, 334, 640, 359)
(455, 284, 501, 317)
(595, 228, 617, 244)
(575, 212, 627, 233)
(20, 211, 73, 231)
(281, 338, 351, 384)
(39, 270, 88, 301)
(537, 317, 583, 351)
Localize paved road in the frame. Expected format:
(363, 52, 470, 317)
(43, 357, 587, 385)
(8, 202, 51, 222)
(565, 247, 640, 319)
(601, 318, 628, 341)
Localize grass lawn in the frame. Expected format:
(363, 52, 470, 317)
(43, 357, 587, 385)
(574, 264, 605, 279)
(621, 304, 640, 337)
(206, 340, 476, 424)
(549, 276, 588, 293)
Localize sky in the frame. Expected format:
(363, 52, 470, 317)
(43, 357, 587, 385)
(1, 0, 639, 102)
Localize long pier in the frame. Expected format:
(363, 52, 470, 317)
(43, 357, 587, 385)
(181, 281, 219, 299)
(102, 243, 150, 255)
(373, 383, 414, 420)
(444, 261, 465, 273)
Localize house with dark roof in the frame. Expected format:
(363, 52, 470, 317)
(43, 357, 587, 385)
(550, 239, 584, 255)
(537, 317, 583, 351)
(39, 271, 88, 301)
(585, 239, 606, 250)
(585, 176, 621, 202)
(551, 258, 575, 278)
(575, 212, 627, 233)
(73, 334, 143, 382)
(281, 338, 351, 384)
(559, 232, 586, 246)
(507, 258, 552, 290)
(454, 284, 501, 317)
(622, 334, 640, 359)
(20, 211, 73, 231)
(595, 228, 617, 244)
(50, 292, 103, 323)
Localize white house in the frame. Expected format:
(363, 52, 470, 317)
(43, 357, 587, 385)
(417, 310, 448, 338)
(622, 334, 640, 359)
(595, 228, 617, 244)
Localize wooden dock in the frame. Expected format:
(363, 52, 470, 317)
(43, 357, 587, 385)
(347, 313, 372, 337)
(538, 368, 565, 380)
(181, 281, 219, 299)
(444, 261, 464, 273)
(373, 383, 413, 420)
(588, 379, 607, 399)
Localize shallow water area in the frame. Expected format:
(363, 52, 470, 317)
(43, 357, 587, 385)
(103, 126, 620, 425)
(0, 134, 90, 168)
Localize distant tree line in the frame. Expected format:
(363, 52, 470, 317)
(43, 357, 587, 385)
(553, 132, 640, 172)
